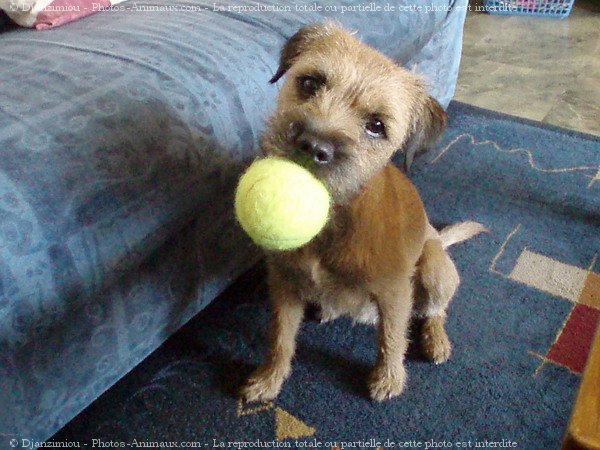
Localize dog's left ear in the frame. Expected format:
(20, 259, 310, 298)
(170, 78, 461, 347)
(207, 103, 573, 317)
(270, 23, 333, 84)
(401, 95, 447, 173)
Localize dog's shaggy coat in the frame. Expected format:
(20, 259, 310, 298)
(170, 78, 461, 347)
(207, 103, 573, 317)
(242, 23, 485, 402)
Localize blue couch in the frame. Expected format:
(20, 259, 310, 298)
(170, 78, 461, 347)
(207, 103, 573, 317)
(0, 0, 468, 443)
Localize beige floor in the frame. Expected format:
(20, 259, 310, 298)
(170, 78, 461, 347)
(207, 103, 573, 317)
(456, 0, 600, 135)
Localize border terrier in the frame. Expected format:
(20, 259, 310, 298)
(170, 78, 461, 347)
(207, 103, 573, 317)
(242, 22, 486, 402)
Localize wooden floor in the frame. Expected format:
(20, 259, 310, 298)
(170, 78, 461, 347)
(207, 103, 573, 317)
(563, 327, 600, 450)
(457, 0, 600, 136)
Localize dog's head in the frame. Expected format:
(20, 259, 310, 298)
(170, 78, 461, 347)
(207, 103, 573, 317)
(262, 22, 447, 203)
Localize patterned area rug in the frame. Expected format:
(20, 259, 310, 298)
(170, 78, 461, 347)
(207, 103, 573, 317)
(51, 102, 599, 449)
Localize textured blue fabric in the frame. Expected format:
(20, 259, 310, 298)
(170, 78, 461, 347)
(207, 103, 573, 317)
(53, 102, 598, 449)
(0, 0, 468, 443)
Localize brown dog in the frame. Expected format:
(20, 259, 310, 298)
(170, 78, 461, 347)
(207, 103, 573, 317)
(241, 22, 485, 402)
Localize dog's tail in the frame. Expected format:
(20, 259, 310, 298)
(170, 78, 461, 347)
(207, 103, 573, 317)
(439, 221, 488, 249)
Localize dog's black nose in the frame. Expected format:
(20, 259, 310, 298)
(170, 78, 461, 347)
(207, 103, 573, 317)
(297, 132, 335, 165)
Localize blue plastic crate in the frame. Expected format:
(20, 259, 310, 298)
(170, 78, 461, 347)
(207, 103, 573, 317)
(483, 0, 575, 18)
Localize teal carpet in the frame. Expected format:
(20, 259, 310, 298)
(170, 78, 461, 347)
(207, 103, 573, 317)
(51, 102, 599, 449)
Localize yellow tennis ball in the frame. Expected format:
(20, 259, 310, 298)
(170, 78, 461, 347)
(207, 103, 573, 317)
(235, 157, 331, 251)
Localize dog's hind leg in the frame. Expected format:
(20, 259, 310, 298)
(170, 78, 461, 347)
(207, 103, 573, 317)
(414, 238, 460, 364)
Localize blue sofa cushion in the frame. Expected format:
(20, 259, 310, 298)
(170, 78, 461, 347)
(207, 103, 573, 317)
(0, 0, 468, 442)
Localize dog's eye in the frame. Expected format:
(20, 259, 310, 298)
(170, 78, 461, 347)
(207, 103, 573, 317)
(366, 118, 386, 138)
(297, 75, 323, 97)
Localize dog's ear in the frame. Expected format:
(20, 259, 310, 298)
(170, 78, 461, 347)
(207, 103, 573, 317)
(401, 95, 447, 173)
(270, 23, 331, 84)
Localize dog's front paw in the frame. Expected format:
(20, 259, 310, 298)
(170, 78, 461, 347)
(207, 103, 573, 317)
(241, 368, 286, 402)
(421, 317, 452, 364)
(368, 365, 407, 402)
